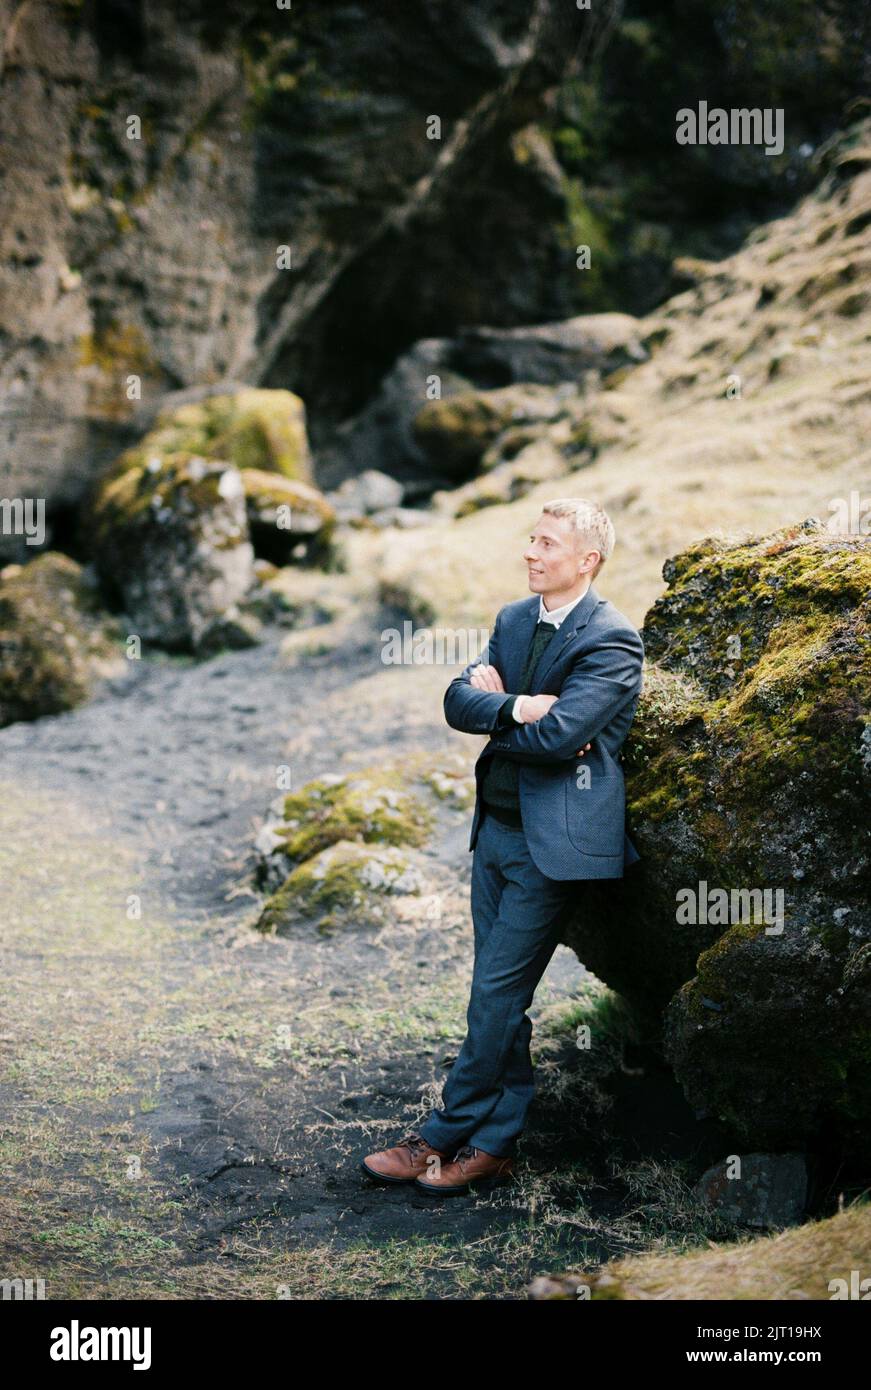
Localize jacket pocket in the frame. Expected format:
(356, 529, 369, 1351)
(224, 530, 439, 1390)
(565, 766, 624, 855)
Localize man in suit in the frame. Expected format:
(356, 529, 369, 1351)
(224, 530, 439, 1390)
(361, 498, 644, 1196)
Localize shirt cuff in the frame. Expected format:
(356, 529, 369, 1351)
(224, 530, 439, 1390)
(512, 696, 527, 723)
(495, 695, 516, 728)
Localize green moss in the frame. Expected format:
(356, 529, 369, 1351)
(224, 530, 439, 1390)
(648, 527, 871, 693)
(105, 390, 312, 485)
(94, 453, 242, 541)
(630, 528, 870, 856)
(419, 766, 475, 808)
(273, 767, 433, 864)
(78, 322, 156, 376)
(0, 554, 121, 726)
(558, 176, 613, 303)
(257, 839, 424, 936)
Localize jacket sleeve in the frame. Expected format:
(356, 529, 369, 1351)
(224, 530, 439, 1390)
(484, 625, 644, 764)
(443, 609, 517, 735)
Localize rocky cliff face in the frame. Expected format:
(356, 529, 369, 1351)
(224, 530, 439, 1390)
(0, 0, 612, 558)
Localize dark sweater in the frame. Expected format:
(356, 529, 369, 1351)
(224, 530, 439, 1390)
(481, 619, 557, 825)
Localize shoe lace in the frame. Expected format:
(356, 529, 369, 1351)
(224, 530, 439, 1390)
(454, 1144, 478, 1169)
(401, 1132, 431, 1156)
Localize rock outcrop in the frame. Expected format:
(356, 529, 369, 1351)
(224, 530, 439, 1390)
(89, 389, 336, 649)
(113, 389, 313, 483)
(317, 314, 647, 490)
(559, 521, 870, 1156)
(0, 552, 124, 726)
(372, 115, 871, 632)
(411, 383, 575, 483)
(92, 452, 255, 653)
(257, 839, 429, 938)
(241, 468, 335, 567)
(255, 767, 435, 895)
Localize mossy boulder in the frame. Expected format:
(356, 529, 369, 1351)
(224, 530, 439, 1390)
(560, 521, 870, 1156)
(256, 839, 427, 936)
(239, 468, 336, 566)
(92, 452, 255, 653)
(255, 766, 434, 892)
(119, 389, 312, 483)
(252, 754, 474, 932)
(0, 553, 124, 726)
(529, 1198, 871, 1300)
(411, 385, 568, 481)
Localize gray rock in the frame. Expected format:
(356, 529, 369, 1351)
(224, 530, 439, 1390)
(367, 507, 436, 529)
(316, 340, 473, 496)
(327, 469, 405, 517)
(694, 1153, 809, 1230)
(559, 523, 871, 1158)
(447, 312, 648, 387)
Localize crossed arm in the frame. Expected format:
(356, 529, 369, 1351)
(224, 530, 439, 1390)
(443, 608, 644, 763)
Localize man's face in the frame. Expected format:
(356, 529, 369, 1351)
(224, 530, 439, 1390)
(523, 512, 598, 597)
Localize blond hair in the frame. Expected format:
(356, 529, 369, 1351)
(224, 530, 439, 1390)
(540, 498, 615, 578)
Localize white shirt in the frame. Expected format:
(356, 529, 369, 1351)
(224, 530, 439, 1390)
(510, 588, 589, 723)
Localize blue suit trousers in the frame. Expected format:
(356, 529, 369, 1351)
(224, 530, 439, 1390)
(418, 810, 577, 1159)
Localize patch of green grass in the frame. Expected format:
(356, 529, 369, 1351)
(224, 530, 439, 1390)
(36, 1215, 179, 1264)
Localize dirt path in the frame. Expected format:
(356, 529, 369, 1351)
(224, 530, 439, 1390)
(0, 608, 722, 1299)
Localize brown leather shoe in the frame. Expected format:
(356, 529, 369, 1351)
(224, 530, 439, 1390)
(414, 1144, 514, 1197)
(360, 1131, 450, 1184)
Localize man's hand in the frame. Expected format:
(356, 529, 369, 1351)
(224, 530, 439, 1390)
(519, 693, 557, 723)
(490, 685, 592, 757)
(469, 664, 505, 693)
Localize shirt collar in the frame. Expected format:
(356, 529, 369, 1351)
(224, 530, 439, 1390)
(538, 587, 589, 628)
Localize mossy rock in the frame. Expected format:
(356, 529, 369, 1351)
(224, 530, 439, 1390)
(92, 452, 255, 652)
(118, 389, 312, 482)
(418, 754, 476, 810)
(0, 553, 123, 726)
(530, 1198, 871, 1300)
(239, 467, 336, 566)
(255, 838, 427, 936)
(255, 765, 435, 888)
(560, 521, 870, 1156)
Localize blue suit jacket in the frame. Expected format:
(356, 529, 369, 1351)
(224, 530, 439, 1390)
(444, 584, 645, 880)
